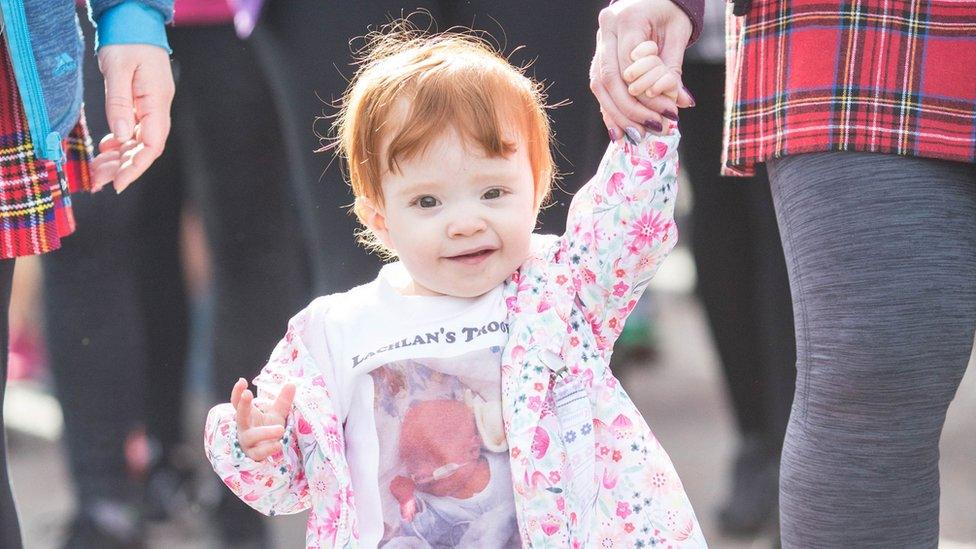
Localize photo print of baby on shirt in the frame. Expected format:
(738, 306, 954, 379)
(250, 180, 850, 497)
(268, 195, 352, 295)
(369, 347, 522, 548)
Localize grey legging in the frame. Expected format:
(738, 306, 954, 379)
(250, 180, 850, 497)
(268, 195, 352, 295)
(767, 151, 976, 548)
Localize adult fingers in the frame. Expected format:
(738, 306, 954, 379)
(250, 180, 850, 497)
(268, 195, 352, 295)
(112, 141, 151, 193)
(659, 24, 693, 109)
(598, 29, 665, 136)
(271, 383, 297, 419)
(90, 151, 120, 191)
(637, 93, 680, 122)
(239, 425, 286, 449)
(98, 46, 136, 142)
(97, 133, 123, 154)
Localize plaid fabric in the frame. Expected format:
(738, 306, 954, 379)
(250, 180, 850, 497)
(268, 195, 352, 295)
(722, 0, 976, 176)
(1, 39, 92, 259)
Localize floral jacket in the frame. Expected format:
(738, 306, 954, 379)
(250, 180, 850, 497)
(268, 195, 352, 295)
(205, 130, 707, 548)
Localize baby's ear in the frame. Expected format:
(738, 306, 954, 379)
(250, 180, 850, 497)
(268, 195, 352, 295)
(355, 196, 394, 251)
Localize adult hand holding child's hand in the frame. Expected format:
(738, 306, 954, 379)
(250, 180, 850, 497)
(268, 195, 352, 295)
(231, 378, 296, 462)
(590, 0, 693, 140)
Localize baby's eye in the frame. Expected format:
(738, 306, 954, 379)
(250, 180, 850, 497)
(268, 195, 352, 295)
(414, 196, 439, 208)
(482, 188, 504, 200)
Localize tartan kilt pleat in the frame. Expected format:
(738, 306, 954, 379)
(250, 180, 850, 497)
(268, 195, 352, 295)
(1, 38, 92, 259)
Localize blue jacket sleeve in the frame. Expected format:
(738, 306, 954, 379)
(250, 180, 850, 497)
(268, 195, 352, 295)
(89, 0, 174, 52)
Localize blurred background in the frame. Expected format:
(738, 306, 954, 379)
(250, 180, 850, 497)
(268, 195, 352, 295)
(4, 1, 975, 548)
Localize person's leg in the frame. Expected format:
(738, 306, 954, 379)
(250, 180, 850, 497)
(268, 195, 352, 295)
(0, 260, 21, 549)
(171, 23, 312, 544)
(249, 1, 441, 295)
(768, 152, 976, 548)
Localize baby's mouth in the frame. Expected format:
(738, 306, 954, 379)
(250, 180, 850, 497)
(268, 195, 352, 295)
(446, 247, 496, 264)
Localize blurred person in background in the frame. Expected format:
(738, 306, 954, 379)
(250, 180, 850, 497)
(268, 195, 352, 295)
(41, 2, 308, 547)
(0, 0, 174, 547)
(680, 0, 794, 538)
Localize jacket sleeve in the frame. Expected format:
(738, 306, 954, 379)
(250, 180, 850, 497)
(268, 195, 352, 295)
(557, 130, 680, 350)
(88, 0, 174, 51)
(204, 305, 337, 517)
(671, 0, 704, 46)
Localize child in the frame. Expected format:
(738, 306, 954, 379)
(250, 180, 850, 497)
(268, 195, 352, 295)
(205, 26, 706, 548)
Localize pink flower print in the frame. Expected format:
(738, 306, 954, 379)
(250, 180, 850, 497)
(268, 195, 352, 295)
(534, 382, 545, 392)
(652, 139, 669, 160)
(635, 158, 656, 183)
(616, 501, 631, 519)
(606, 172, 625, 196)
(511, 446, 521, 459)
(541, 515, 561, 536)
(555, 274, 568, 286)
(570, 336, 580, 347)
(612, 450, 622, 462)
(612, 281, 629, 298)
(624, 522, 635, 534)
(527, 395, 543, 412)
(602, 467, 618, 489)
(549, 470, 561, 484)
(298, 416, 313, 435)
(611, 414, 634, 439)
(531, 427, 551, 458)
(581, 268, 596, 286)
(674, 515, 697, 541)
(556, 496, 565, 511)
(627, 211, 669, 253)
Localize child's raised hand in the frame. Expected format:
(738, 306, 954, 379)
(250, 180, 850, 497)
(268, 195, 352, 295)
(230, 378, 296, 461)
(622, 41, 681, 104)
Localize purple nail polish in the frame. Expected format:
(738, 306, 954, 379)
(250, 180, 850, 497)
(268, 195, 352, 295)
(644, 120, 663, 133)
(683, 85, 697, 107)
(662, 110, 679, 121)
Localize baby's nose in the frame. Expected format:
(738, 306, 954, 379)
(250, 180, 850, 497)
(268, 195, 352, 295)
(447, 215, 487, 238)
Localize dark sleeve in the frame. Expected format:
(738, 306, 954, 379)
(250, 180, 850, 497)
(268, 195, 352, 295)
(670, 0, 704, 46)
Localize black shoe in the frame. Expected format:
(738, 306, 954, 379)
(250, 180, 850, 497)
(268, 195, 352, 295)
(62, 500, 144, 549)
(143, 463, 196, 523)
(717, 436, 780, 537)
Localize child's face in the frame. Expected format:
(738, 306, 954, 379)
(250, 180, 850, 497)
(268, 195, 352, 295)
(368, 127, 537, 297)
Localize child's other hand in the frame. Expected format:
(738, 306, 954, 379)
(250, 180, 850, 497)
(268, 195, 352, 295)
(622, 41, 681, 103)
(230, 378, 296, 461)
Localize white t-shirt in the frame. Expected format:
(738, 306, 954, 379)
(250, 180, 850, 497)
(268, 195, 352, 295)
(314, 262, 521, 548)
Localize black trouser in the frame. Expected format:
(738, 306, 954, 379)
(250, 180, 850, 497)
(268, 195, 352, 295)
(0, 260, 20, 548)
(679, 62, 796, 452)
(251, 0, 607, 295)
(42, 23, 309, 539)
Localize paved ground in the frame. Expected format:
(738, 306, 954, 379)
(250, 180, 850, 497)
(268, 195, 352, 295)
(8, 263, 975, 548)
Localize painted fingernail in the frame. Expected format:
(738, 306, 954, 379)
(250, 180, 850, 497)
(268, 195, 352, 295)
(624, 127, 641, 144)
(662, 110, 679, 121)
(608, 128, 618, 142)
(683, 85, 696, 106)
(644, 120, 664, 133)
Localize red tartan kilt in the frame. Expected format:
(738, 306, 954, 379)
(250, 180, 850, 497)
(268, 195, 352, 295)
(723, 0, 976, 176)
(0, 40, 92, 259)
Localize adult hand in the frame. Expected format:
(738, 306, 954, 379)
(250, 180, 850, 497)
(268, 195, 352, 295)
(590, 0, 694, 141)
(91, 44, 174, 193)
(231, 378, 296, 462)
